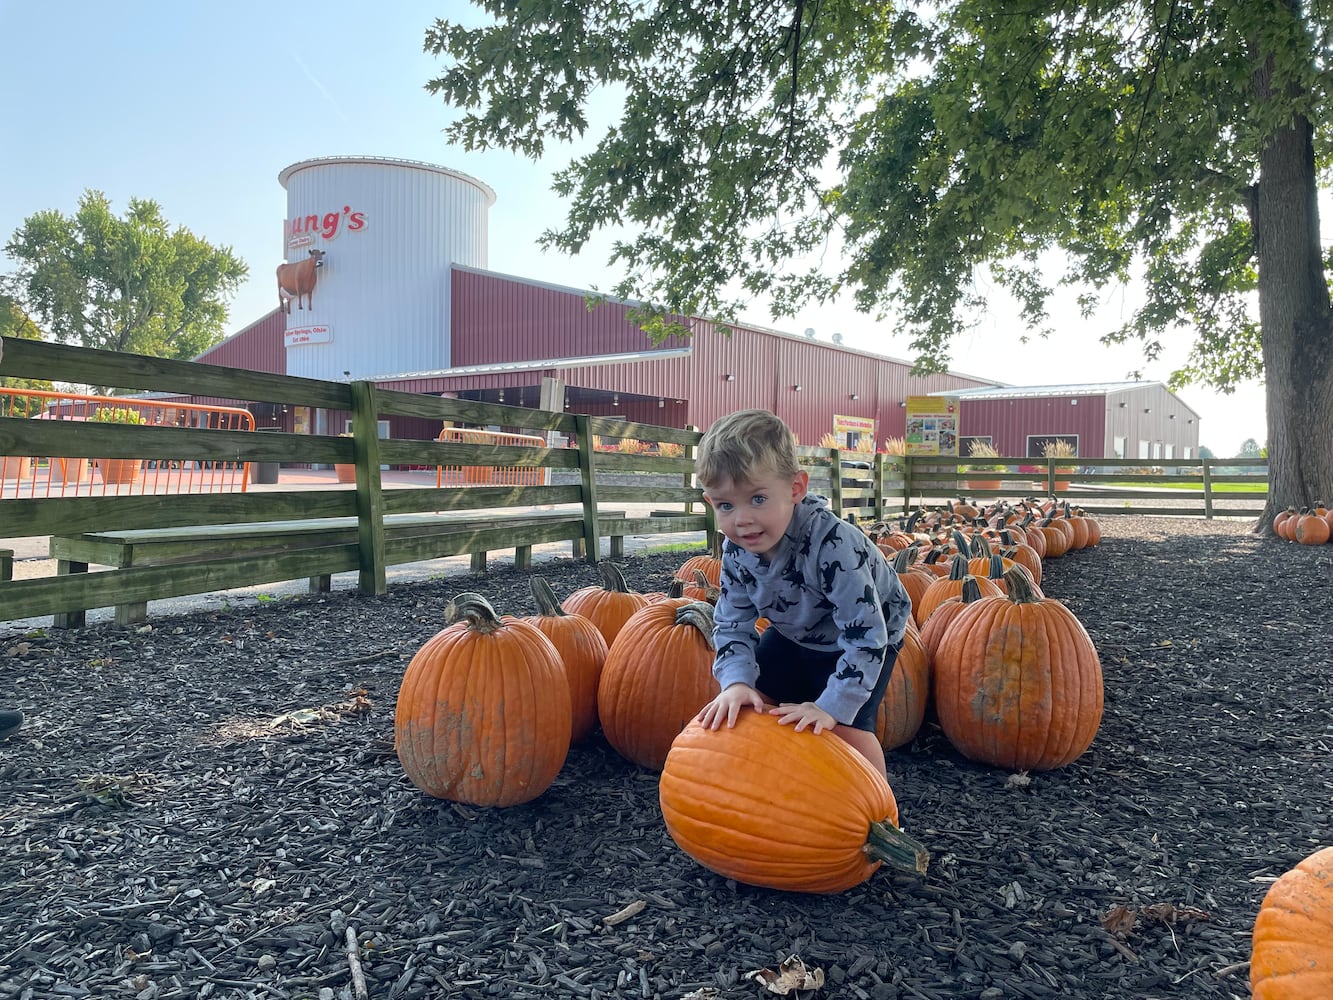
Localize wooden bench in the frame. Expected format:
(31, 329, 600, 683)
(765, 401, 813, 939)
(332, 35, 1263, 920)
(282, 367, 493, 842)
(49, 509, 628, 627)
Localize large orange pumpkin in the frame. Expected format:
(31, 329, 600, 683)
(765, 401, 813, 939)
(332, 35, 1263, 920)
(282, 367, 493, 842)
(1250, 845, 1333, 999)
(395, 593, 571, 806)
(597, 601, 720, 770)
(522, 578, 609, 744)
(659, 711, 929, 893)
(561, 560, 651, 646)
(675, 533, 723, 587)
(933, 568, 1103, 771)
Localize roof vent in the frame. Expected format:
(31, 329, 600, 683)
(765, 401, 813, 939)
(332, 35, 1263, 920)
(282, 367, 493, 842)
(804, 327, 817, 339)
(832, 332, 844, 345)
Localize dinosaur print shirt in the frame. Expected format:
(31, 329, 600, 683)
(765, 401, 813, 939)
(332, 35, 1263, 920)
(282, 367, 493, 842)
(711, 494, 912, 725)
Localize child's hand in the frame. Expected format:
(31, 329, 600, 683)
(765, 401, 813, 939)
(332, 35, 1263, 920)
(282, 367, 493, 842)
(696, 684, 766, 730)
(770, 701, 837, 735)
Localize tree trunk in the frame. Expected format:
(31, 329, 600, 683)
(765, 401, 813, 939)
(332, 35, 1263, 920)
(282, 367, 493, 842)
(1252, 63, 1333, 531)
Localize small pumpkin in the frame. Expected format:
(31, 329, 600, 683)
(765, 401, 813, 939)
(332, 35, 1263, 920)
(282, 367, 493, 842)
(1294, 511, 1331, 545)
(1250, 845, 1333, 999)
(561, 560, 651, 646)
(675, 533, 723, 587)
(395, 593, 571, 806)
(874, 626, 931, 751)
(522, 578, 609, 744)
(660, 711, 929, 893)
(597, 600, 720, 770)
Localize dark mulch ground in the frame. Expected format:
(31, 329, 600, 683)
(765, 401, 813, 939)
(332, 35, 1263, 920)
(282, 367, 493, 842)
(3, 516, 1330, 1000)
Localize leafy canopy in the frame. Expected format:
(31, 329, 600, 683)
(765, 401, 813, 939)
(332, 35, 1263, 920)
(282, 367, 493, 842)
(5, 190, 247, 361)
(425, 0, 1330, 386)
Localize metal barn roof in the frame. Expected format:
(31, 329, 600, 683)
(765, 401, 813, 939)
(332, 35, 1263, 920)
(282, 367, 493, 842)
(931, 381, 1161, 400)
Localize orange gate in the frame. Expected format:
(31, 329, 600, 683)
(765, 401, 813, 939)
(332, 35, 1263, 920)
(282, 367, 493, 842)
(1, 388, 256, 499)
(435, 426, 550, 487)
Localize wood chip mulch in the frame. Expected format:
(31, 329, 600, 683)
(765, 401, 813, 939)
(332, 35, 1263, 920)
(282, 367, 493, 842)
(2, 515, 1328, 1000)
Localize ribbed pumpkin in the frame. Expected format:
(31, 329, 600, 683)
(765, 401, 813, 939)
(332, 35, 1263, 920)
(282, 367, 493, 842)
(561, 561, 651, 647)
(1295, 511, 1331, 545)
(660, 711, 929, 893)
(597, 600, 720, 770)
(675, 533, 723, 587)
(874, 626, 930, 751)
(917, 554, 1001, 626)
(522, 578, 609, 744)
(918, 575, 989, 663)
(1250, 845, 1333, 999)
(933, 568, 1103, 771)
(394, 593, 571, 806)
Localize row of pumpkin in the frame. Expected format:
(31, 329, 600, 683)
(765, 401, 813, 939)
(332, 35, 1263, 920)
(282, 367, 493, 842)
(1273, 503, 1333, 544)
(389, 501, 1329, 997)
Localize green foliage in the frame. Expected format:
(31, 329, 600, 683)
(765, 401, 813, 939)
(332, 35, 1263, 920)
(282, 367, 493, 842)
(90, 406, 145, 425)
(4, 190, 247, 362)
(423, 0, 1324, 389)
(1236, 437, 1265, 459)
(0, 294, 55, 398)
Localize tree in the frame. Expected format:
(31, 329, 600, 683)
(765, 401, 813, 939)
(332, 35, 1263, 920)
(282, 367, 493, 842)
(0, 292, 55, 400)
(4, 191, 247, 367)
(1237, 437, 1265, 459)
(424, 0, 1332, 529)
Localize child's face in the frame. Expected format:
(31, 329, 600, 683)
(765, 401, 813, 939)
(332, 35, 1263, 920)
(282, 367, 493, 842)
(703, 467, 809, 562)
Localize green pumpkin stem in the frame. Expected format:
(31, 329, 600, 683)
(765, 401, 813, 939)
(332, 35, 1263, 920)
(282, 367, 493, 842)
(1002, 566, 1042, 603)
(675, 601, 716, 650)
(529, 577, 567, 617)
(596, 560, 636, 593)
(445, 592, 504, 632)
(865, 820, 931, 875)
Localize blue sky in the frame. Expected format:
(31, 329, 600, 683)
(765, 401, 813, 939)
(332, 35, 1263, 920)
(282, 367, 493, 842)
(0, 1, 1269, 455)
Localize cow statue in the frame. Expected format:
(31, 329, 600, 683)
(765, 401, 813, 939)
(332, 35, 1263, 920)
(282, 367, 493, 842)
(276, 248, 326, 314)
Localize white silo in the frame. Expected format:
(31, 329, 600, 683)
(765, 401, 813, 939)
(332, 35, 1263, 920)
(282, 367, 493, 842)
(276, 156, 495, 381)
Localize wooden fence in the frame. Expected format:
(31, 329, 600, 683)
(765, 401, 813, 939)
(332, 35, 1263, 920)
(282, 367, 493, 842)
(0, 338, 711, 625)
(0, 336, 1267, 626)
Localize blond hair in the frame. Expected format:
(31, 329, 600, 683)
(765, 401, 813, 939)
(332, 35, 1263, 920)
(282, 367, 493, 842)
(696, 409, 800, 487)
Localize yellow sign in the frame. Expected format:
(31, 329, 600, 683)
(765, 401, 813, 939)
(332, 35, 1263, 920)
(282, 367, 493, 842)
(832, 414, 876, 449)
(904, 396, 960, 456)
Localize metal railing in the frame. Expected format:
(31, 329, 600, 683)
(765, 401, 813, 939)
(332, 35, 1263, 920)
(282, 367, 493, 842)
(1, 387, 256, 498)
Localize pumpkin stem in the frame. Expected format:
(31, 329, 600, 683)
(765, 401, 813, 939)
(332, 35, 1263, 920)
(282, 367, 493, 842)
(595, 560, 636, 594)
(675, 601, 716, 650)
(865, 820, 931, 875)
(1002, 566, 1042, 604)
(529, 577, 567, 617)
(445, 592, 505, 632)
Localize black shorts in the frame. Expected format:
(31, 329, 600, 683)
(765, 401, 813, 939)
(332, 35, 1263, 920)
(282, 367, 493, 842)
(754, 626, 899, 733)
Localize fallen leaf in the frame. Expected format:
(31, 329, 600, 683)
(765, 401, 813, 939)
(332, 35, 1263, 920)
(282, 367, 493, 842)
(747, 955, 825, 995)
(1101, 904, 1136, 939)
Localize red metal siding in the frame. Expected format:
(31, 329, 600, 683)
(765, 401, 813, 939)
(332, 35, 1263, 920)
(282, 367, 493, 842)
(195, 308, 288, 374)
(962, 395, 1107, 458)
(451, 267, 690, 366)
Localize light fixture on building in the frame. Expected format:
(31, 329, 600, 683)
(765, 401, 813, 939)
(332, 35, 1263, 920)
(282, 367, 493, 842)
(1187, 418, 1194, 424)
(612, 394, 620, 406)
(850, 393, 860, 400)
(1144, 407, 1152, 414)
(1070, 399, 1078, 405)
(793, 385, 803, 392)
(658, 398, 665, 408)
(1119, 402, 1127, 408)
(1168, 413, 1175, 419)
(724, 373, 735, 381)
(497, 389, 505, 403)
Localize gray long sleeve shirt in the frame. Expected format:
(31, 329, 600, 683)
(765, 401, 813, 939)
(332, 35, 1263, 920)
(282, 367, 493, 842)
(711, 494, 913, 725)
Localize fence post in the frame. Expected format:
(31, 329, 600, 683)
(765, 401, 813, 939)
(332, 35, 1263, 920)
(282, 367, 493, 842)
(684, 424, 700, 514)
(349, 381, 387, 594)
(1201, 458, 1215, 520)
(873, 452, 885, 521)
(574, 413, 600, 564)
(829, 447, 844, 518)
(901, 456, 913, 511)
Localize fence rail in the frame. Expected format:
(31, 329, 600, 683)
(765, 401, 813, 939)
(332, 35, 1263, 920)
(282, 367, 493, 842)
(0, 336, 1268, 626)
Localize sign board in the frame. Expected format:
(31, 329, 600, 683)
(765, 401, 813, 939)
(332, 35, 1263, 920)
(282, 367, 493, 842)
(285, 325, 333, 348)
(832, 414, 876, 450)
(904, 395, 960, 456)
